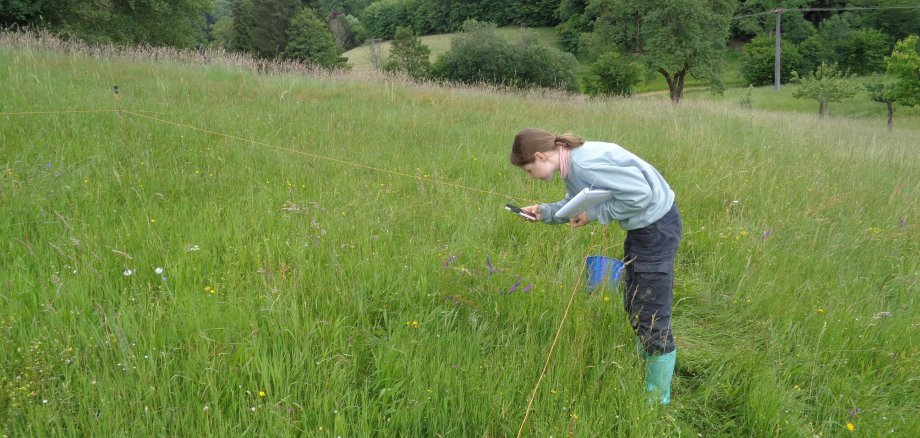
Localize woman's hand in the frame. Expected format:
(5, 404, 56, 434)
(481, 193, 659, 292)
(522, 205, 541, 221)
(570, 211, 591, 228)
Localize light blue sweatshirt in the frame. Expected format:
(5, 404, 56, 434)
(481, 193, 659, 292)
(539, 141, 675, 230)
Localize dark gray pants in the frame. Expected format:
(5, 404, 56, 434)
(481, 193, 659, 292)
(623, 204, 681, 355)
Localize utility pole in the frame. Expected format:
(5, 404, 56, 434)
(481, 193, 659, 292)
(774, 8, 783, 91)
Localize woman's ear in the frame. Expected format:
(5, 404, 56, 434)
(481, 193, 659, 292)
(534, 151, 547, 162)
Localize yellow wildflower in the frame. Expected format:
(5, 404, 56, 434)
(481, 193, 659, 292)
(846, 422, 855, 431)
(258, 390, 266, 398)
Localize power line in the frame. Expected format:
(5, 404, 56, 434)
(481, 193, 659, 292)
(732, 4, 920, 20)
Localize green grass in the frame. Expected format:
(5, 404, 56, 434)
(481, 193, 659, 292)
(2, 36, 919, 436)
(342, 26, 559, 70)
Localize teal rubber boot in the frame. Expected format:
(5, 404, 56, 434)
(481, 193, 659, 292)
(642, 349, 676, 405)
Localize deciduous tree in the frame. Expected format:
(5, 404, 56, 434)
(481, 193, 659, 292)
(791, 62, 858, 117)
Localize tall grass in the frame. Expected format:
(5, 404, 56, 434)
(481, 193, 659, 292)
(1, 32, 918, 436)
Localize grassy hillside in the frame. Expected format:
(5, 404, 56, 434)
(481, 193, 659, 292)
(1, 35, 918, 436)
(342, 26, 558, 69)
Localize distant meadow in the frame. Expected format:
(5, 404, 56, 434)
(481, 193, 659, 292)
(1, 33, 918, 436)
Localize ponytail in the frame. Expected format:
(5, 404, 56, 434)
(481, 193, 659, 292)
(509, 128, 584, 166)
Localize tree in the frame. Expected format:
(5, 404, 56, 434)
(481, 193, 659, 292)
(250, 0, 301, 58)
(382, 27, 431, 79)
(791, 62, 858, 118)
(741, 34, 806, 86)
(846, 0, 920, 42)
(43, 0, 210, 47)
(839, 28, 890, 75)
(641, 0, 736, 103)
(582, 51, 643, 96)
(865, 76, 898, 130)
(231, 0, 256, 53)
(887, 35, 920, 107)
(285, 7, 346, 68)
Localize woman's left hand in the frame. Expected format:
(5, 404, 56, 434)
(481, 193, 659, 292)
(570, 211, 591, 228)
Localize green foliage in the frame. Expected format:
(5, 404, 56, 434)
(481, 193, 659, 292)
(431, 20, 578, 91)
(840, 28, 891, 75)
(361, 0, 563, 39)
(845, 0, 920, 41)
(250, 0, 301, 59)
(731, 0, 809, 41)
(582, 51, 642, 96)
(382, 27, 431, 79)
(555, 15, 590, 56)
(584, 1, 651, 54)
(791, 62, 859, 116)
(640, 0, 736, 102)
(231, 0, 256, 53)
(741, 35, 806, 86)
(0, 0, 46, 25)
(361, 0, 415, 40)
(284, 7, 345, 68)
(328, 12, 363, 50)
(41, 0, 210, 47)
(209, 16, 236, 49)
(887, 35, 920, 107)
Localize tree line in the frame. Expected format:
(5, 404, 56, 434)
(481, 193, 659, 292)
(2, 0, 918, 117)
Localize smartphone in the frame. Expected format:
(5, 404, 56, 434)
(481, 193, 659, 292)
(505, 203, 537, 221)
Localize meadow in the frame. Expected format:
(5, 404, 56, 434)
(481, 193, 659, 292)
(1, 33, 918, 436)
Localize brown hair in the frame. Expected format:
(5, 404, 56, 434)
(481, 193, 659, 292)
(509, 128, 584, 166)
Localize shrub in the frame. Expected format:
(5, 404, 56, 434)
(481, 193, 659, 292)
(839, 28, 890, 75)
(741, 35, 806, 86)
(431, 21, 578, 91)
(382, 27, 431, 79)
(582, 51, 643, 97)
(284, 7, 345, 68)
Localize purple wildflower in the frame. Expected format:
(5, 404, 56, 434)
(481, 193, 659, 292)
(508, 275, 522, 294)
(761, 230, 771, 240)
(46, 162, 52, 168)
(444, 255, 457, 269)
(522, 284, 532, 293)
(486, 256, 495, 275)
(848, 407, 862, 420)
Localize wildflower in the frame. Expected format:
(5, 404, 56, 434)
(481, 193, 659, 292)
(154, 267, 164, 275)
(486, 256, 495, 275)
(406, 320, 419, 329)
(761, 230, 771, 240)
(185, 244, 200, 252)
(507, 275, 522, 294)
(522, 284, 532, 293)
(149, 219, 156, 224)
(848, 407, 862, 420)
(123, 269, 134, 276)
(604, 295, 611, 302)
(258, 390, 266, 398)
(846, 422, 855, 431)
(817, 308, 824, 313)
(793, 384, 800, 390)
(443, 255, 457, 269)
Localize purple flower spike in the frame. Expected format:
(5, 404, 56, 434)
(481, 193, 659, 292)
(486, 256, 495, 275)
(444, 255, 458, 269)
(522, 284, 532, 293)
(848, 407, 862, 420)
(508, 275, 522, 294)
(46, 162, 52, 168)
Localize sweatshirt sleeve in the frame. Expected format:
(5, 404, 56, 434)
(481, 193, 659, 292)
(582, 164, 653, 224)
(539, 190, 575, 225)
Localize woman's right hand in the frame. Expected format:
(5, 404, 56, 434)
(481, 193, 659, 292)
(522, 205, 541, 220)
